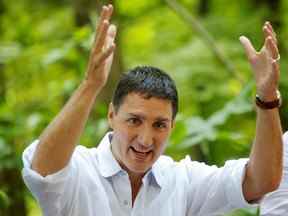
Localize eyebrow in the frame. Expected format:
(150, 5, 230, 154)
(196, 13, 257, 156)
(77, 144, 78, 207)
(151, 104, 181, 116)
(126, 113, 170, 122)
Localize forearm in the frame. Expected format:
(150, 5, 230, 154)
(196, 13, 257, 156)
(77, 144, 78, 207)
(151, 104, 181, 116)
(32, 81, 101, 176)
(30, 4, 116, 177)
(244, 107, 283, 201)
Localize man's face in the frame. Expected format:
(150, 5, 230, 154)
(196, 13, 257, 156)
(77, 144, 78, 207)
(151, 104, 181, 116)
(108, 92, 175, 175)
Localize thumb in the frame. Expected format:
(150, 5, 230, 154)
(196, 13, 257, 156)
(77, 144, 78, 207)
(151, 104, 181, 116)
(106, 24, 117, 47)
(239, 36, 256, 62)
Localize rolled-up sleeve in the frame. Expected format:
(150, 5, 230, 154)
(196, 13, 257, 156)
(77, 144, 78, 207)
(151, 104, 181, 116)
(260, 132, 288, 215)
(22, 140, 76, 215)
(184, 157, 257, 215)
(224, 158, 254, 208)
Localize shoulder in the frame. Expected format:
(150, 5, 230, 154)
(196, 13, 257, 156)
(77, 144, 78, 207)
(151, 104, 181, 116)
(155, 155, 220, 182)
(73, 145, 97, 159)
(160, 155, 248, 181)
(70, 145, 100, 171)
(156, 154, 218, 172)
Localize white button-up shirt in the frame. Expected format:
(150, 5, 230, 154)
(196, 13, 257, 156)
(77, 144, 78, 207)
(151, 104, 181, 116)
(260, 132, 288, 215)
(22, 132, 254, 216)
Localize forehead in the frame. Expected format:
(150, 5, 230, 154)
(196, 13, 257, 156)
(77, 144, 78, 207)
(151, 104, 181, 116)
(117, 93, 173, 119)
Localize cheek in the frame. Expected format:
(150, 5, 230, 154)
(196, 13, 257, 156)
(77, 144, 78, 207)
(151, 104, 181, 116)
(113, 126, 135, 150)
(155, 132, 170, 153)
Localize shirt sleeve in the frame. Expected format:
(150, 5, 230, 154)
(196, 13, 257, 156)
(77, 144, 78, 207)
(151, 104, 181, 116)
(260, 131, 288, 215)
(22, 140, 77, 216)
(260, 170, 288, 215)
(183, 156, 257, 216)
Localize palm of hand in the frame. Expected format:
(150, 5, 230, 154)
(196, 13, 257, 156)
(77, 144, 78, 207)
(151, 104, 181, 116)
(240, 22, 280, 100)
(252, 48, 278, 98)
(85, 4, 116, 89)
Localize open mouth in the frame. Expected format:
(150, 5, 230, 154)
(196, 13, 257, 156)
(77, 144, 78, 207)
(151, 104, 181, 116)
(130, 146, 152, 160)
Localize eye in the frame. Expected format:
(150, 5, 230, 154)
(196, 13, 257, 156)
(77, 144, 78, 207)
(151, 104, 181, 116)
(127, 118, 141, 126)
(153, 121, 167, 129)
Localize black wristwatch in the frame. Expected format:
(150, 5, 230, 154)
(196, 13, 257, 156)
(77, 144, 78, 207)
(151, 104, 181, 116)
(255, 90, 282, 109)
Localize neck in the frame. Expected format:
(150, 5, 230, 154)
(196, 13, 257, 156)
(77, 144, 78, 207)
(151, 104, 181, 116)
(110, 141, 145, 205)
(127, 171, 143, 206)
(127, 170, 144, 186)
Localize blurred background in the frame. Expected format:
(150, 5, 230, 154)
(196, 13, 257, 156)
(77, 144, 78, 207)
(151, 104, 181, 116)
(1, 0, 288, 215)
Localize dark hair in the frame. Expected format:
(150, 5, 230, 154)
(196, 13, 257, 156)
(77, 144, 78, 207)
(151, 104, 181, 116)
(112, 66, 178, 119)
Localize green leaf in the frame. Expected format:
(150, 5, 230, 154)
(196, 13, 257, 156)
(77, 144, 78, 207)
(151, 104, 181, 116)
(177, 82, 253, 149)
(0, 43, 21, 63)
(0, 190, 10, 209)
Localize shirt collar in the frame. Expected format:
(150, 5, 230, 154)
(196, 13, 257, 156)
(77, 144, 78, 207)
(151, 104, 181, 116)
(150, 158, 165, 188)
(97, 132, 122, 178)
(97, 132, 164, 188)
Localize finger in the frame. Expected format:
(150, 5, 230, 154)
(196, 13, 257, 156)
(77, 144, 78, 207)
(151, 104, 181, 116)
(94, 5, 113, 43)
(265, 22, 278, 46)
(95, 6, 109, 36)
(108, 24, 117, 38)
(263, 25, 277, 45)
(94, 20, 109, 51)
(267, 37, 279, 59)
(104, 25, 117, 66)
(106, 24, 117, 47)
(106, 4, 114, 19)
(93, 44, 115, 69)
(265, 21, 277, 39)
(92, 6, 109, 48)
(101, 5, 113, 25)
(239, 36, 257, 61)
(99, 44, 116, 63)
(98, 5, 113, 29)
(271, 60, 280, 86)
(263, 26, 273, 41)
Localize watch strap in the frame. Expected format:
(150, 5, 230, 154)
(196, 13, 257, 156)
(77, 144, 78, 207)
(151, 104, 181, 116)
(255, 91, 282, 109)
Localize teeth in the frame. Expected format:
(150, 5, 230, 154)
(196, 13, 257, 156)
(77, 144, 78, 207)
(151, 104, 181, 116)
(131, 147, 149, 154)
(135, 150, 146, 153)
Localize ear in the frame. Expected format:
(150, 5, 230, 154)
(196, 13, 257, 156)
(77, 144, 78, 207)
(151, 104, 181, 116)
(107, 103, 115, 129)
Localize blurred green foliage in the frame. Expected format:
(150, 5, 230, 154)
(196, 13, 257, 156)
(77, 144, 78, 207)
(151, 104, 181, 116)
(1, 0, 288, 215)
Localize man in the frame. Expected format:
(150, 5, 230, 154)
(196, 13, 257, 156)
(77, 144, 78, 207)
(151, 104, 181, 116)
(260, 131, 288, 215)
(22, 4, 283, 216)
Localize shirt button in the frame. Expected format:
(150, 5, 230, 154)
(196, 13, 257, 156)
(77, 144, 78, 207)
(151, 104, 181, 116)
(123, 200, 129, 206)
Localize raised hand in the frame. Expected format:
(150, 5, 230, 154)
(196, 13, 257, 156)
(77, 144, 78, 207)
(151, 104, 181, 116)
(85, 4, 117, 90)
(240, 22, 280, 101)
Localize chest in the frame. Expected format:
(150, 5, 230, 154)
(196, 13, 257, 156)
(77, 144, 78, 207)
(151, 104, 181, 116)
(70, 173, 188, 216)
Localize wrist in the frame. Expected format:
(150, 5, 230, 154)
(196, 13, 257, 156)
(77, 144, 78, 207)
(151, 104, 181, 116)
(256, 91, 278, 101)
(81, 79, 103, 95)
(255, 90, 281, 110)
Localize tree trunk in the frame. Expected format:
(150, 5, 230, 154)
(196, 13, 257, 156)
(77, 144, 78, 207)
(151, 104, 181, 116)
(197, 0, 210, 17)
(253, 0, 281, 29)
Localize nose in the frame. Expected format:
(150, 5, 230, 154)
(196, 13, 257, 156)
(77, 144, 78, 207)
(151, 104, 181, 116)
(137, 126, 153, 148)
